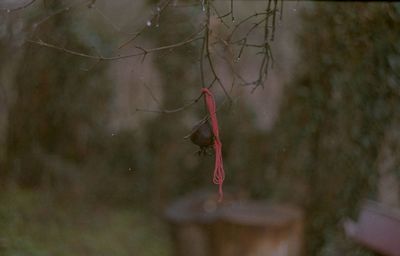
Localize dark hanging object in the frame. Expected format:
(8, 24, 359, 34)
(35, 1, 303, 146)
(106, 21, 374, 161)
(185, 119, 214, 155)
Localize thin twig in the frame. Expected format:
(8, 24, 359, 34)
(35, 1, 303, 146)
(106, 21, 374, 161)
(27, 26, 205, 61)
(230, 0, 234, 22)
(118, 0, 173, 49)
(204, 0, 231, 101)
(200, 35, 206, 87)
(30, 1, 89, 36)
(227, 11, 271, 42)
(142, 83, 161, 107)
(247, 0, 274, 92)
(80, 59, 102, 72)
(209, 2, 229, 29)
(170, 3, 201, 8)
(136, 93, 204, 114)
(271, 0, 278, 41)
(92, 5, 136, 35)
(234, 16, 268, 60)
(0, 0, 37, 12)
(265, 0, 272, 42)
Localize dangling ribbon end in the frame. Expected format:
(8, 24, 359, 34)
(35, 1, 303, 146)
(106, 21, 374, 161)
(202, 87, 225, 203)
(218, 185, 223, 203)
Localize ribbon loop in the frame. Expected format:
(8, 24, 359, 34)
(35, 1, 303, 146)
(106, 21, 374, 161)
(202, 88, 225, 202)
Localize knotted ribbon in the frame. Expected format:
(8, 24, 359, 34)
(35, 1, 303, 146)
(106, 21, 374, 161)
(202, 88, 225, 202)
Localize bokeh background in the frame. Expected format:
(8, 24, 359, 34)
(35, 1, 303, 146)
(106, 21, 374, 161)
(0, 1, 399, 255)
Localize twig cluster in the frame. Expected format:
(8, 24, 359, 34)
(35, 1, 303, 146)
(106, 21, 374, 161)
(224, 0, 281, 92)
(3, 0, 283, 113)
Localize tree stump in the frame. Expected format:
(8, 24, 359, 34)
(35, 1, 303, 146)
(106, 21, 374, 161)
(164, 190, 303, 256)
(213, 202, 303, 256)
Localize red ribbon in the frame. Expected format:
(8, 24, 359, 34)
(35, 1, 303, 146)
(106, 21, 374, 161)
(202, 88, 225, 202)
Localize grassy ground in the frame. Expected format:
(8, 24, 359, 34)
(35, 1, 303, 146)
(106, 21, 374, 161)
(0, 188, 172, 256)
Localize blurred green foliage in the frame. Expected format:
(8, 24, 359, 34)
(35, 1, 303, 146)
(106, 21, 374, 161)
(0, 189, 171, 256)
(3, 1, 111, 189)
(264, 3, 400, 255)
(0, 1, 173, 254)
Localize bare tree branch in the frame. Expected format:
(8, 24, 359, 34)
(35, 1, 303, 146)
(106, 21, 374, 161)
(13, 0, 283, 115)
(27, 26, 205, 61)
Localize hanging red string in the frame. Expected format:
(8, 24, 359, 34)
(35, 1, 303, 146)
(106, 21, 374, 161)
(202, 88, 225, 202)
